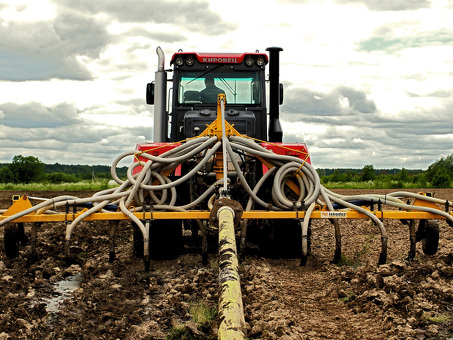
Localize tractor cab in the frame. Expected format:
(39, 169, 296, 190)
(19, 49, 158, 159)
(168, 52, 268, 142)
(147, 48, 283, 143)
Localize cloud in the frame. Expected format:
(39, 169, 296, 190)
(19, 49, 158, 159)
(0, 0, 234, 81)
(335, 0, 431, 11)
(0, 100, 152, 165)
(407, 90, 452, 98)
(55, 0, 236, 36)
(282, 86, 377, 119)
(53, 12, 111, 59)
(281, 85, 451, 139)
(0, 102, 81, 128)
(358, 29, 453, 53)
(0, 12, 110, 81)
(338, 87, 377, 113)
(277, 0, 310, 3)
(124, 27, 186, 44)
(281, 119, 450, 169)
(279, 90, 453, 168)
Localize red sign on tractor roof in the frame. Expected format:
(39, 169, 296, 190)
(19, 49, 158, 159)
(196, 53, 245, 63)
(171, 52, 268, 64)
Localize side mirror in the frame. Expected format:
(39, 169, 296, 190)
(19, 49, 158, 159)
(279, 83, 284, 105)
(146, 82, 155, 105)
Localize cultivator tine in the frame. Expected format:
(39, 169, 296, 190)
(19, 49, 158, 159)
(30, 222, 41, 261)
(332, 219, 342, 264)
(238, 219, 247, 262)
(446, 200, 451, 226)
(143, 203, 152, 272)
(378, 234, 388, 265)
(132, 222, 143, 258)
(109, 220, 119, 263)
(200, 220, 208, 265)
(408, 220, 416, 260)
(143, 220, 150, 272)
(299, 218, 309, 266)
(378, 201, 388, 265)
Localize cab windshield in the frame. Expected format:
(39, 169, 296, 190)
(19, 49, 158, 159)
(177, 70, 261, 105)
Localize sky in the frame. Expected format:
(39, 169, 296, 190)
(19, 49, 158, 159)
(0, 0, 452, 169)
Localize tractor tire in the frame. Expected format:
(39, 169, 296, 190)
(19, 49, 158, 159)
(132, 222, 144, 258)
(4, 224, 20, 258)
(18, 223, 28, 245)
(421, 220, 439, 256)
(258, 219, 302, 258)
(132, 220, 183, 259)
(149, 220, 183, 259)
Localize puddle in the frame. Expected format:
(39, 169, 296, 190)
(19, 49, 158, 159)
(42, 272, 83, 314)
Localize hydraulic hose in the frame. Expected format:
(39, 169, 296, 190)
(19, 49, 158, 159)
(3, 126, 453, 270)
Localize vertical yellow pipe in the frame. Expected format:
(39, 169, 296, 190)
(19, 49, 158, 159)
(217, 207, 246, 339)
(214, 94, 227, 182)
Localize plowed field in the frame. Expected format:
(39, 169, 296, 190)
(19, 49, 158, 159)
(1, 189, 452, 339)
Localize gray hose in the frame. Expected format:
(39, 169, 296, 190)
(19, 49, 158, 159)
(3, 125, 453, 270)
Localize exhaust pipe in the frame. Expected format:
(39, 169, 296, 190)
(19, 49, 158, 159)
(153, 46, 167, 142)
(156, 46, 165, 72)
(266, 47, 283, 142)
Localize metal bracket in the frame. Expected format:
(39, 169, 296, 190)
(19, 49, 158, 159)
(64, 202, 76, 223)
(143, 203, 153, 225)
(209, 198, 243, 229)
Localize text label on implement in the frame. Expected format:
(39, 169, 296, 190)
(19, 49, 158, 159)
(321, 211, 348, 219)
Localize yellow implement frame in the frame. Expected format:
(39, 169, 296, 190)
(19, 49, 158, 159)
(1, 195, 452, 224)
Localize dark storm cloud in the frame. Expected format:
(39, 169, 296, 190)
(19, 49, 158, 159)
(335, 0, 431, 11)
(0, 12, 110, 81)
(56, 0, 236, 36)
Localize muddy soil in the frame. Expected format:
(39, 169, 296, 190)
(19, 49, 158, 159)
(1, 189, 453, 339)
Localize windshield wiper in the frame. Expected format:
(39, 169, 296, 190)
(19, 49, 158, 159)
(187, 64, 223, 84)
(219, 78, 236, 96)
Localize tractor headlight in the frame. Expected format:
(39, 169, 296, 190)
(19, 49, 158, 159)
(257, 56, 265, 66)
(245, 56, 254, 67)
(175, 56, 184, 66)
(186, 55, 195, 66)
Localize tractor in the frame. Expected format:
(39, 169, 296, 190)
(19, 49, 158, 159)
(138, 46, 310, 260)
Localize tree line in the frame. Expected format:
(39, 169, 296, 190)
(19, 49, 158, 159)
(318, 154, 453, 188)
(0, 155, 127, 184)
(0, 154, 452, 188)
